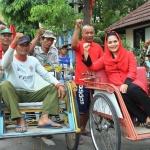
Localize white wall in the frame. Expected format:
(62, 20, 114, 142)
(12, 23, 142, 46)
(125, 23, 150, 48)
(126, 29, 133, 48)
(145, 27, 150, 40)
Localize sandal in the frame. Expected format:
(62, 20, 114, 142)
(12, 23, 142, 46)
(15, 126, 27, 133)
(81, 131, 91, 137)
(79, 137, 83, 145)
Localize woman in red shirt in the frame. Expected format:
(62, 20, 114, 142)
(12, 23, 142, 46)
(83, 31, 150, 128)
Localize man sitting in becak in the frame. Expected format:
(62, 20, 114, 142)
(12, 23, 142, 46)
(1, 33, 66, 132)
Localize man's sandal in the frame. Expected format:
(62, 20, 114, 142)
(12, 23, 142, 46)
(15, 126, 27, 133)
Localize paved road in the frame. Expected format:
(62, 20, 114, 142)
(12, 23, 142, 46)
(0, 134, 150, 150)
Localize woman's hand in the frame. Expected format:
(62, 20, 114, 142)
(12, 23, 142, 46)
(120, 84, 128, 93)
(83, 43, 90, 60)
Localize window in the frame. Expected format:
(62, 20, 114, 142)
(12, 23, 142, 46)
(134, 28, 145, 49)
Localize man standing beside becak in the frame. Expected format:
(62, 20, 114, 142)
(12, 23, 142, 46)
(71, 19, 104, 144)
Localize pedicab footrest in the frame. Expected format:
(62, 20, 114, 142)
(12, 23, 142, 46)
(0, 100, 66, 112)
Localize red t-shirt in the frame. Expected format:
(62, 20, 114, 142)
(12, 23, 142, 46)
(72, 39, 103, 85)
(0, 44, 2, 59)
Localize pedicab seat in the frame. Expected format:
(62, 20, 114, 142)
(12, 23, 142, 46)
(136, 67, 148, 94)
(95, 67, 147, 91)
(0, 74, 66, 113)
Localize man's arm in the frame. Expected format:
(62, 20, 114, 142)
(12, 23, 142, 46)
(29, 28, 45, 52)
(2, 33, 24, 70)
(71, 19, 83, 50)
(0, 24, 6, 31)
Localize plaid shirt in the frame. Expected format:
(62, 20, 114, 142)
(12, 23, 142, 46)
(33, 46, 58, 66)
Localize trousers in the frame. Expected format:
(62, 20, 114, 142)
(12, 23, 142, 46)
(121, 83, 150, 123)
(0, 81, 59, 119)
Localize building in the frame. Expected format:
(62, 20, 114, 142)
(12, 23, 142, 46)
(106, 1, 150, 50)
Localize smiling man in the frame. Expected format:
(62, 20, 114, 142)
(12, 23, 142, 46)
(71, 19, 104, 144)
(32, 30, 58, 66)
(0, 27, 13, 67)
(1, 33, 66, 132)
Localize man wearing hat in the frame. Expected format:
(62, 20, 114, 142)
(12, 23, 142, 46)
(1, 33, 66, 132)
(0, 27, 13, 67)
(30, 30, 58, 66)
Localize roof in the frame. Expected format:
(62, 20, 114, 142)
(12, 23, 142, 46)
(106, 1, 150, 31)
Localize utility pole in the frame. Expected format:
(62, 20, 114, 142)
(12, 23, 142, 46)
(82, 0, 94, 24)
(83, 0, 90, 24)
(73, 0, 79, 14)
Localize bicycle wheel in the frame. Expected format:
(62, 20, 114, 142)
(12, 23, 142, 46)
(65, 83, 80, 150)
(89, 93, 121, 150)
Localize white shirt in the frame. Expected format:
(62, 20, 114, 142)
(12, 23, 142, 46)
(2, 46, 59, 92)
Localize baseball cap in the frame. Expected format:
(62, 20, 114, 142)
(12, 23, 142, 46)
(0, 28, 13, 34)
(59, 44, 68, 50)
(18, 35, 31, 45)
(41, 30, 56, 39)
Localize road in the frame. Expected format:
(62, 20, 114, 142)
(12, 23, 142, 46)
(0, 134, 150, 150)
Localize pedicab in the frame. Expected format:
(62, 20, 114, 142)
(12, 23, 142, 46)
(81, 67, 150, 150)
(0, 55, 80, 150)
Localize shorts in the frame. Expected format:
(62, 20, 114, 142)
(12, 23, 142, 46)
(76, 84, 91, 114)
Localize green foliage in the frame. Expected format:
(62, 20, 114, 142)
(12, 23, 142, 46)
(93, 31, 105, 48)
(0, 0, 148, 40)
(0, 0, 82, 38)
(29, 0, 82, 35)
(0, 0, 46, 38)
(92, 0, 148, 32)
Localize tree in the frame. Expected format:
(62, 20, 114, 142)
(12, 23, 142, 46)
(0, 0, 47, 37)
(92, 0, 149, 45)
(0, 0, 82, 37)
(92, 0, 149, 30)
(29, 0, 82, 35)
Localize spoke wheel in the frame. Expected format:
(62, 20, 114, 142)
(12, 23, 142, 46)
(65, 83, 80, 150)
(89, 93, 121, 150)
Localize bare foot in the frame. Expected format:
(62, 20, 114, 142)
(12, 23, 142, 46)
(38, 114, 61, 127)
(16, 117, 26, 132)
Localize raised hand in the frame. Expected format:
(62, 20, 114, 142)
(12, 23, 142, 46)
(37, 27, 45, 37)
(83, 43, 90, 52)
(0, 24, 6, 31)
(76, 19, 83, 28)
(83, 43, 90, 60)
(13, 33, 24, 45)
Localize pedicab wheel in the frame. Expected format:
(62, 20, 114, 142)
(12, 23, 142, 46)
(65, 96, 80, 150)
(89, 93, 121, 150)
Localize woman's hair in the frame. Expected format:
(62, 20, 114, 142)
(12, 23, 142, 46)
(106, 31, 119, 40)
